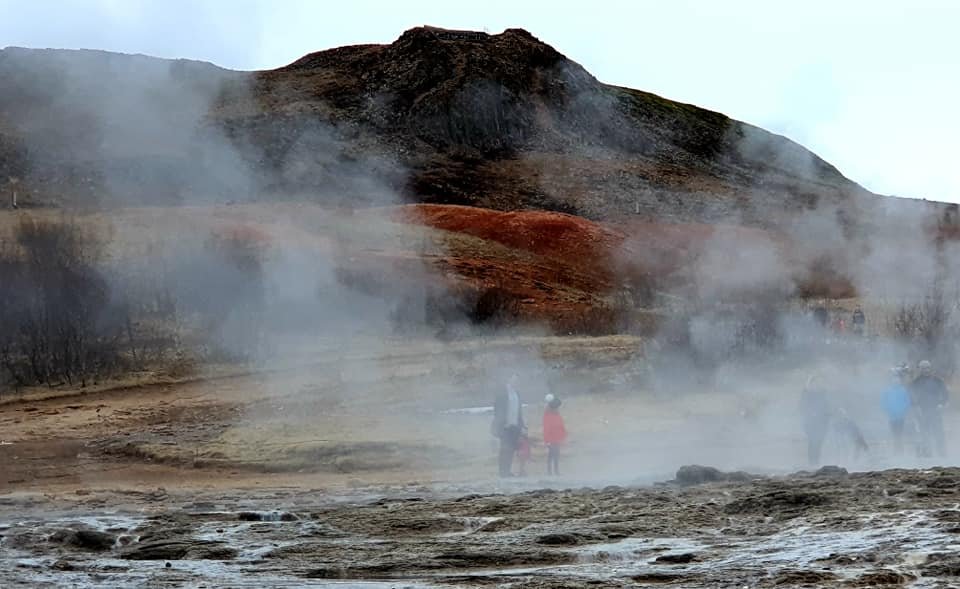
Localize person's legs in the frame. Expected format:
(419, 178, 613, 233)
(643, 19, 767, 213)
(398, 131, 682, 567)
(547, 444, 560, 475)
(498, 426, 520, 477)
(917, 412, 934, 458)
(516, 437, 529, 476)
(890, 418, 905, 454)
(932, 412, 946, 458)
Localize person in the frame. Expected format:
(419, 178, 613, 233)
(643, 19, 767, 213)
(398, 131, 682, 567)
(542, 393, 567, 476)
(832, 315, 846, 334)
(911, 360, 949, 458)
(800, 374, 832, 466)
(492, 373, 525, 477)
(813, 306, 829, 328)
(852, 307, 866, 336)
(882, 364, 912, 454)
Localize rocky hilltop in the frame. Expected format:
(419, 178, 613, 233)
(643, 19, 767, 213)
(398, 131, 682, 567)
(2, 27, 948, 232)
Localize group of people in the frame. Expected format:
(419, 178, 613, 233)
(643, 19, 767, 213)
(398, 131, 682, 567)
(488, 356, 950, 477)
(813, 306, 867, 336)
(802, 360, 950, 466)
(491, 374, 567, 478)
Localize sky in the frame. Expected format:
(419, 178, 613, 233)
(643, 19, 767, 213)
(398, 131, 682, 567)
(2, 0, 958, 203)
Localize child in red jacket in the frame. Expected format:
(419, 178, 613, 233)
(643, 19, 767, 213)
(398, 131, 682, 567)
(543, 394, 567, 475)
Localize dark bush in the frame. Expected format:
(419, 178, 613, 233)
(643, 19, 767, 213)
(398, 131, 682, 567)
(469, 286, 520, 325)
(0, 217, 125, 388)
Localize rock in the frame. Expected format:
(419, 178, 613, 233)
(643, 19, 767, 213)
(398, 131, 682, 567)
(672, 465, 760, 486)
(49, 529, 117, 551)
(674, 465, 725, 486)
(631, 573, 683, 583)
(305, 566, 347, 579)
(121, 539, 237, 561)
(237, 511, 299, 522)
(851, 570, 916, 586)
(51, 559, 77, 571)
(814, 465, 849, 478)
(724, 471, 753, 483)
(775, 570, 839, 585)
(6, 531, 46, 550)
(921, 553, 960, 577)
(654, 553, 698, 564)
(724, 489, 831, 516)
(536, 533, 582, 546)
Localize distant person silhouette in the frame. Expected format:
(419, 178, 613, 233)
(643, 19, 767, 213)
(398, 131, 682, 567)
(542, 394, 567, 476)
(882, 365, 912, 454)
(911, 360, 949, 458)
(492, 374, 525, 477)
(852, 307, 865, 336)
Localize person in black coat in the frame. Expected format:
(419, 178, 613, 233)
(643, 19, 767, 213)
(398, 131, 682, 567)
(911, 360, 949, 457)
(492, 373, 525, 477)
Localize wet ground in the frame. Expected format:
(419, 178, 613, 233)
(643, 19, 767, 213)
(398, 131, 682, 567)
(4, 467, 960, 587)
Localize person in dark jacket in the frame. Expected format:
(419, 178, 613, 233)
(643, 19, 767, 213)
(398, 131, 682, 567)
(492, 373, 525, 477)
(851, 307, 866, 336)
(911, 360, 949, 457)
(800, 374, 832, 466)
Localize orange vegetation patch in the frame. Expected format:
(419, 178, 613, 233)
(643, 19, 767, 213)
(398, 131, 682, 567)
(391, 203, 855, 300)
(390, 204, 627, 279)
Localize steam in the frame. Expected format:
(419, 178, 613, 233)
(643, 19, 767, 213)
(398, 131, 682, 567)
(3, 28, 960, 491)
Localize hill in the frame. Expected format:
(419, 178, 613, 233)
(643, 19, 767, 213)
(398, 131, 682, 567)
(2, 27, 950, 230)
(1, 26, 956, 312)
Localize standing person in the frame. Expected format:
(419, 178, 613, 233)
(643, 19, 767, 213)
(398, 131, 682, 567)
(800, 374, 832, 466)
(911, 360, 949, 458)
(882, 365, 912, 454)
(542, 394, 567, 476)
(492, 373, 525, 477)
(852, 307, 866, 336)
(813, 306, 829, 328)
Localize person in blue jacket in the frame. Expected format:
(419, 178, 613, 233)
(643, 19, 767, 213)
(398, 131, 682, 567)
(882, 364, 912, 454)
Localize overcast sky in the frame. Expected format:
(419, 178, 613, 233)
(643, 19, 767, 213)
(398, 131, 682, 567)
(2, 0, 958, 203)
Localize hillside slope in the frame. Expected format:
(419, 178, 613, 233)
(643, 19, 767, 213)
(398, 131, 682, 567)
(1, 26, 943, 234)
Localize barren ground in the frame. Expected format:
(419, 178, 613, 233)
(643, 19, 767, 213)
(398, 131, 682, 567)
(3, 335, 960, 587)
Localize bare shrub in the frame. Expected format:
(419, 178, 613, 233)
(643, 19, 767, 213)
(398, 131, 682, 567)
(887, 286, 959, 374)
(889, 298, 951, 348)
(0, 216, 126, 388)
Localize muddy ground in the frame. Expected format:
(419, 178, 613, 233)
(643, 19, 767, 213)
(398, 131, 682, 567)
(3, 334, 960, 587)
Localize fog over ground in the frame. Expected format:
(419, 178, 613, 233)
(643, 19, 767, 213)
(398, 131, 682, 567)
(1, 2, 958, 486)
